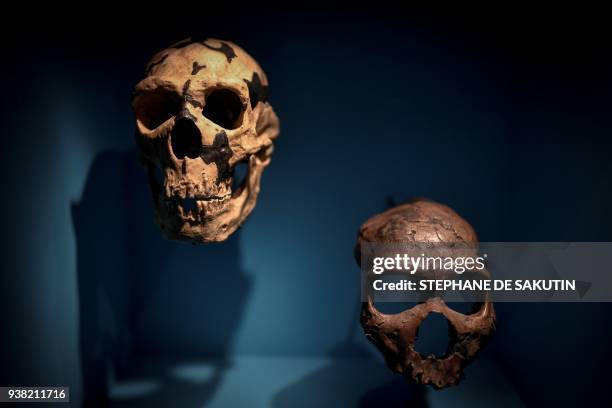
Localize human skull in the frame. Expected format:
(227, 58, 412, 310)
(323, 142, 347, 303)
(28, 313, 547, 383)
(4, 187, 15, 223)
(132, 38, 279, 243)
(355, 199, 495, 389)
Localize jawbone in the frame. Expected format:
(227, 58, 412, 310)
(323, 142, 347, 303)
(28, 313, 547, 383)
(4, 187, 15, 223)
(154, 153, 268, 243)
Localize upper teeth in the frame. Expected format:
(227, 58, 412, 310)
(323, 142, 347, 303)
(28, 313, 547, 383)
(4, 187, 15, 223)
(173, 195, 231, 221)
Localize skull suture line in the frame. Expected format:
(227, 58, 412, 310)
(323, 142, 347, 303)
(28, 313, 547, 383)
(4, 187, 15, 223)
(355, 199, 495, 389)
(132, 38, 279, 243)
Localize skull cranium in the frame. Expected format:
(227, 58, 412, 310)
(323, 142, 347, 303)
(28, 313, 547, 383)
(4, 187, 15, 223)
(355, 199, 495, 388)
(132, 38, 279, 243)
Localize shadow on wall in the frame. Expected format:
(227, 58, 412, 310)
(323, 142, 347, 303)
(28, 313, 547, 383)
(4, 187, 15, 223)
(72, 149, 251, 407)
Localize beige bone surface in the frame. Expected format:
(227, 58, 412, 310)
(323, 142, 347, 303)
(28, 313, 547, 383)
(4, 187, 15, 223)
(132, 38, 279, 243)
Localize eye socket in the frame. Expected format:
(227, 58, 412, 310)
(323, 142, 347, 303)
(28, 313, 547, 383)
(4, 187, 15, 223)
(202, 88, 244, 129)
(446, 302, 483, 315)
(373, 301, 419, 314)
(133, 88, 181, 130)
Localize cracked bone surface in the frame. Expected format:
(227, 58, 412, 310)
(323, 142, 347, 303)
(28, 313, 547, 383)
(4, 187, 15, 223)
(355, 199, 496, 389)
(132, 38, 279, 243)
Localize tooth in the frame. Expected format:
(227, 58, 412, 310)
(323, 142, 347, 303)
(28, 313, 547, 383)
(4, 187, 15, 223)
(197, 201, 204, 218)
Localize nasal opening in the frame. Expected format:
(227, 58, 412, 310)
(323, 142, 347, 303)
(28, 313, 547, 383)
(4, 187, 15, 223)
(414, 313, 451, 358)
(171, 116, 203, 159)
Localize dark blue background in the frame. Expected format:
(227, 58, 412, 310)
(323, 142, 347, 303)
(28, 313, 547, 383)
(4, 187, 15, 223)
(1, 6, 611, 407)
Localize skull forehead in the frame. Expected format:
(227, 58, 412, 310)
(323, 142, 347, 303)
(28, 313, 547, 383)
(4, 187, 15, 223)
(359, 199, 477, 244)
(146, 39, 267, 87)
